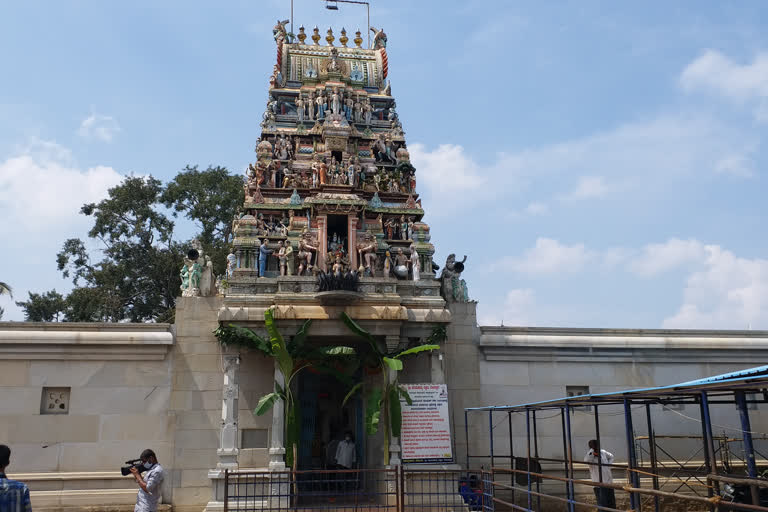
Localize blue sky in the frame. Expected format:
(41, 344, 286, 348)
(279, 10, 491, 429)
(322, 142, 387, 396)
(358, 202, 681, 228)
(1, 1, 767, 328)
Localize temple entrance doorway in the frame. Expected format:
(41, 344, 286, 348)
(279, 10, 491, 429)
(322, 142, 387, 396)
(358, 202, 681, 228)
(297, 368, 363, 472)
(326, 214, 349, 265)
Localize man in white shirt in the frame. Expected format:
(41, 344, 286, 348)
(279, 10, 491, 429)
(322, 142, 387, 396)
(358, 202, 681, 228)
(335, 432, 356, 470)
(130, 448, 165, 512)
(583, 440, 615, 510)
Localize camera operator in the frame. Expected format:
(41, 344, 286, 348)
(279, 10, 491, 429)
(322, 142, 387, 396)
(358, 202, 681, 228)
(130, 449, 165, 512)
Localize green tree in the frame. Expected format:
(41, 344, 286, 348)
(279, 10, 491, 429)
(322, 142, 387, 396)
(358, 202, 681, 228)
(161, 165, 243, 275)
(15, 290, 67, 321)
(340, 312, 441, 465)
(0, 281, 11, 320)
(56, 176, 181, 322)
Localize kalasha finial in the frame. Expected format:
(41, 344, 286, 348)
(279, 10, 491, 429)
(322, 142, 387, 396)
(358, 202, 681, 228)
(340, 27, 348, 47)
(354, 29, 363, 48)
(298, 26, 307, 44)
(312, 26, 321, 45)
(326, 27, 335, 46)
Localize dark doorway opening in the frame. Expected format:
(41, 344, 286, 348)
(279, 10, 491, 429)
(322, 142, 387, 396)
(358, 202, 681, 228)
(326, 214, 349, 262)
(297, 370, 362, 471)
(331, 150, 343, 164)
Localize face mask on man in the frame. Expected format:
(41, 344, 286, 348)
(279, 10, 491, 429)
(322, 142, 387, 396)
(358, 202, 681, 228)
(143, 461, 154, 470)
(345, 436, 351, 442)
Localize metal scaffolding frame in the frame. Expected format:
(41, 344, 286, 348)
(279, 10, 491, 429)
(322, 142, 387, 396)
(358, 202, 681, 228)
(465, 366, 768, 511)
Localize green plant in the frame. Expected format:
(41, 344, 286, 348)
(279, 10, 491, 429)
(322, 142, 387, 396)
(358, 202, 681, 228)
(213, 308, 356, 468)
(340, 312, 440, 465)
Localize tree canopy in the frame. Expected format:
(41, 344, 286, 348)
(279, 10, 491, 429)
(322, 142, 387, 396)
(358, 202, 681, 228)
(16, 166, 243, 323)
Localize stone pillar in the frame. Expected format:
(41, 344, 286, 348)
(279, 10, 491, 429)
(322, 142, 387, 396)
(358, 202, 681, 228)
(317, 214, 328, 271)
(347, 215, 358, 270)
(236, 248, 242, 268)
(268, 362, 287, 471)
(431, 350, 445, 384)
(217, 354, 240, 469)
(387, 365, 402, 467)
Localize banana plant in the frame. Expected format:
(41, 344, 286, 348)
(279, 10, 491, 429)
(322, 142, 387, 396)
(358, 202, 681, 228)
(340, 312, 440, 466)
(214, 307, 355, 469)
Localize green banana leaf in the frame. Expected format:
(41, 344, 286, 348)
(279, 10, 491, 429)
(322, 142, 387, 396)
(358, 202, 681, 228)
(342, 382, 364, 407)
(318, 346, 356, 356)
(366, 388, 383, 435)
(389, 387, 402, 438)
(264, 308, 294, 380)
(254, 392, 281, 416)
(395, 344, 440, 359)
(340, 312, 382, 356)
(397, 385, 413, 406)
(383, 357, 404, 372)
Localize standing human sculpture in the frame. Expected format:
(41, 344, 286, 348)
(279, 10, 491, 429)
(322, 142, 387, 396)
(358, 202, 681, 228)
(295, 95, 305, 123)
(409, 243, 420, 281)
(344, 96, 354, 120)
(276, 241, 287, 276)
(331, 88, 341, 115)
(307, 91, 315, 120)
(363, 99, 373, 125)
(297, 230, 317, 275)
(258, 240, 273, 277)
(316, 91, 326, 120)
(357, 232, 377, 277)
(284, 242, 295, 276)
(226, 248, 237, 278)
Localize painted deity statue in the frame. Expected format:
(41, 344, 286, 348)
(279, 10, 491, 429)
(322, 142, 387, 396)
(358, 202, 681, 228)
(295, 95, 305, 123)
(297, 230, 317, 275)
(357, 232, 377, 277)
(307, 91, 315, 120)
(226, 248, 237, 279)
(363, 99, 373, 125)
(258, 240, 273, 277)
(410, 243, 420, 281)
(276, 241, 287, 276)
(331, 88, 341, 115)
(284, 242, 295, 275)
(440, 254, 469, 303)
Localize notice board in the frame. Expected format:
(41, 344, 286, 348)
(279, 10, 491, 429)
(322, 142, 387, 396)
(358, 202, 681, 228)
(400, 383, 453, 463)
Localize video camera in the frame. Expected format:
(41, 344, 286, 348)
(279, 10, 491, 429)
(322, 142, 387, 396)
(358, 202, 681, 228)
(120, 459, 148, 477)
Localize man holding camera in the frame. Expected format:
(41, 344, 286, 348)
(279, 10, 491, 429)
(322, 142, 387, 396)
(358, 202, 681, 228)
(1, 444, 32, 512)
(130, 449, 165, 512)
(584, 439, 615, 510)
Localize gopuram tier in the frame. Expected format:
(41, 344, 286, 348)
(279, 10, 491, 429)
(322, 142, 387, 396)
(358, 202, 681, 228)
(220, 23, 468, 326)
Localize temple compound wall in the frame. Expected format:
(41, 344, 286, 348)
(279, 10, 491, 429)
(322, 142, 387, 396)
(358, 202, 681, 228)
(2, 303, 768, 511)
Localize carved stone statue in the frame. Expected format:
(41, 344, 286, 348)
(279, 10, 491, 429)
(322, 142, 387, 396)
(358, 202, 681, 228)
(297, 229, 318, 275)
(331, 87, 341, 115)
(440, 254, 469, 303)
(410, 243, 420, 281)
(383, 250, 392, 278)
(356, 231, 377, 277)
(258, 240, 273, 278)
(295, 95, 305, 123)
(276, 241, 287, 276)
(393, 247, 408, 279)
(307, 91, 316, 120)
(316, 91, 326, 120)
(285, 242, 295, 275)
(370, 27, 387, 50)
(363, 99, 373, 125)
(226, 248, 237, 279)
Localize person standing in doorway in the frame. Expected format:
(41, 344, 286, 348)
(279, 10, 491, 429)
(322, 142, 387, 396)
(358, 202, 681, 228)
(335, 431, 357, 492)
(584, 440, 615, 510)
(0, 444, 32, 512)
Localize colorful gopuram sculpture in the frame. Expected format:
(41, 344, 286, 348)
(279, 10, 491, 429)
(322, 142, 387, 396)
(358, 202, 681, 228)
(222, 24, 468, 303)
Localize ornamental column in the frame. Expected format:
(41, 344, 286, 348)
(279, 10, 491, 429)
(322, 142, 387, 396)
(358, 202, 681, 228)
(317, 214, 328, 271)
(217, 354, 240, 469)
(268, 362, 287, 470)
(348, 214, 358, 270)
(385, 335, 402, 466)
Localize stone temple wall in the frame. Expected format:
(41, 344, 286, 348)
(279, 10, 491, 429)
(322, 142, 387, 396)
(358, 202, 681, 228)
(0, 322, 174, 510)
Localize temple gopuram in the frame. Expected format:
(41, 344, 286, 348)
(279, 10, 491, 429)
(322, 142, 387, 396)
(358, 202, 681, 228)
(221, 21, 464, 323)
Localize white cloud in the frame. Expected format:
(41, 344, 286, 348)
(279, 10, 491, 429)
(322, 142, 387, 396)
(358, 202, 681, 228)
(78, 114, 121, 142)
(680, 50, 768, 122)
(0, 139, 123, 235)
(663, 246, 768, 329)
(715, 153, 755, 177)
(503, 237, 594, 275)
(525, 201, 548, 215)
(478, 288, 535, 326)
(563, 175, 609, 200)
(628, 238, 708, 277)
